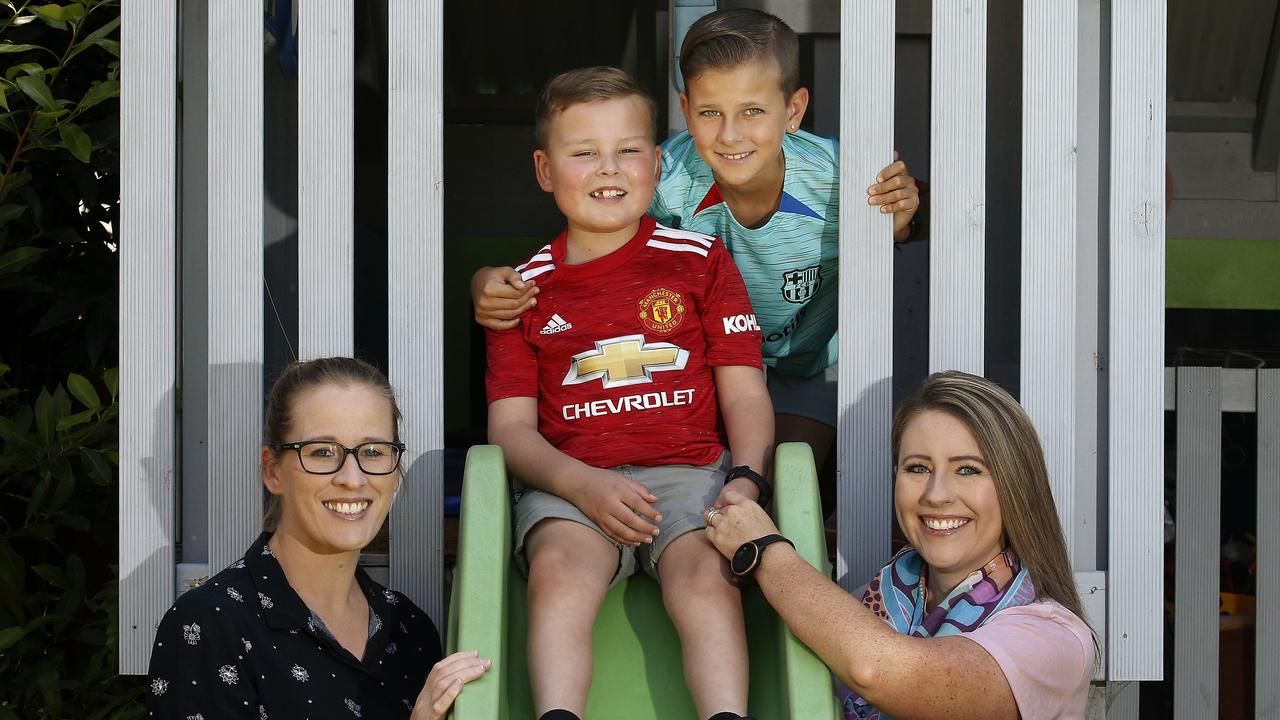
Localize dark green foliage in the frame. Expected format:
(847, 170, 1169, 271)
(1, 1, 142, 717)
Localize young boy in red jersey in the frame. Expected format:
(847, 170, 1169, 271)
(475, 9, 922, 518)
(485, 67, 772, 720)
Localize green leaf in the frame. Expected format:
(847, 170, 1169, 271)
(34, 387, 56, 444)
(79, 448, 111, 485)
(5, 62, 42, 81)
(33, 564, 67, 588)
(76, 78, 117, 111)
(15, 73, 57, 112)
(27, 476, 51, 522)
(58, 121, 92, 162)
(50, 474, 74, 510)
(0, 86, 7, 111)
(55, 406, 96, 430)
(0, 389, 19, 402)
(59, 512, 89, 531)
(0, 246, 43, 272)
(0, 43, 42, 54)
(103, 367, 118, 398)
(0, 626, 24, 652)
(66, 372, 99, 409)
(0, 205, 26, 229)
(85, 14, 120, 42)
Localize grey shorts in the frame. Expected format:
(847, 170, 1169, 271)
(513, 452, 730, 586)
(766, 362, 838, 429)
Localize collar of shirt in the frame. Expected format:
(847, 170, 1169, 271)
(243, 532, 397, 673)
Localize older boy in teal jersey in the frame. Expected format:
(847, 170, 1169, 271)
(473, 9, 921, 512)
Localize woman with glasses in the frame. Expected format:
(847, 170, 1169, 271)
(147, 357, 489, 719)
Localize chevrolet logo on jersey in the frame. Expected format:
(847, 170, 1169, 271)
(563, 334, 690, 389)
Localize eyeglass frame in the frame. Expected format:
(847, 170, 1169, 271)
(272, 440, 407, 476)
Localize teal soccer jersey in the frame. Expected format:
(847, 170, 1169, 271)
(650, 129, 839, 378)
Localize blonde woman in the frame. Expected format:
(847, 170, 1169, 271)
(705, 371, 1095, 719)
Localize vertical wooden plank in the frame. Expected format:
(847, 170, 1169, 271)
(179, 0, 210, 567)
(929, 0, 986, 374)
(388, 0, 444, 624)
(836, 0, 895, 591)
(1258, 369, 1280, 717)
(297, 0, 354, 358)
(1021, 2, 1079, 558)
(1073, 0, 1103, 573)
(119, 0, 178, 675)
(1107, 0, 1166, 681)
(1173, 367, 1220, 717)
(206, 2, 264, 572)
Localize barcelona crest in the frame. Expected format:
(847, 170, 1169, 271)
(638, 287, 686, 335)
(781, 265, 822, 304)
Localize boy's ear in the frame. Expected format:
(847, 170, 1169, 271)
(533, 149, 554, 193)
(787, 87, 811, 132)
(653, 146, 662, 181)
(262, 446, 284, 496)
(678, 91, 692, 125)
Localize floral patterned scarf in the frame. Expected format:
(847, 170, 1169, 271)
(839, 546, 1037, 719)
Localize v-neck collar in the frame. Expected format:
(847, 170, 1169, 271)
(243, 532, 394, 673)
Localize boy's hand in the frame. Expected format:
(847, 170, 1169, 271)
(714, 477, 761, 508)
(867, 151, 920, 241)
(471, 266, 538, 330)
(572, 467, 663, 546)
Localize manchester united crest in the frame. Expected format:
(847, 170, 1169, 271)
(638, 287, 686, 335)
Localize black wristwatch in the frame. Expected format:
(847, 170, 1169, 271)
(724, 465, 771, 507)
(730, 534, 794, 583)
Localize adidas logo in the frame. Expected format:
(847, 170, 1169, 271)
(539, 313, 573, 335)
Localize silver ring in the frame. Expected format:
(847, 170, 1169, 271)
(704, 507, 723, 524)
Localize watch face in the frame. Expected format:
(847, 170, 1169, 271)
(731, 542, 759, 576)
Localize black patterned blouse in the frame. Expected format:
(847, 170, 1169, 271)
(146, 533, 441, 719)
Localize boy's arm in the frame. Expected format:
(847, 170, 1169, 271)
(711, 365, 774, 505)
(487, 397, 662, 546)
(471, 266, 539, 330)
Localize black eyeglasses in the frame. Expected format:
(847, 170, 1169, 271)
(273, 440, 406, 475)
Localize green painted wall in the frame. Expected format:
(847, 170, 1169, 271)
(1167, 238, 1280, 310)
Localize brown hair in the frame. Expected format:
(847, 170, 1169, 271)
(261, 357, 402, 531)
(679, 8, 800, 98)
(890, 372, 1096, 645)
(534, 66, 657, 149)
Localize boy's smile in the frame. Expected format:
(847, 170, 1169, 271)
(680, 59, 808, 199)
(533, 95, 660, 254)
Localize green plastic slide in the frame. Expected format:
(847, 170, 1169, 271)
(446, 443, 840, 720)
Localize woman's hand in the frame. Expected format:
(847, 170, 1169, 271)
(704, 489, 781, 559)
(411, 650, 492, 720)
(866, 151, 921, 241)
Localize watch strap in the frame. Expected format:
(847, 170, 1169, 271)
(725, 465, 772, 507)
(732, 534, 795, 584)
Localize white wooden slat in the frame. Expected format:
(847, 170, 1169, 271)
(1258, 369, 1280, 717)
(1164, 367, 1260, 412)
(1173, 367, 1220, 717)
(1107, 0, 1166, 681)
(928, 0, 986, 374)
(206, 2, 264, 573)
(836, 0, 895, 591)
(1021, 1, 1079, 560)
(118, 0, 178, 675)
(297, 0, 354, 358)
(388, 0, 444, 625)
(1073, 0, 1103, 573)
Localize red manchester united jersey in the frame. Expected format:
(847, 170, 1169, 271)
(486, 216, 763, 468)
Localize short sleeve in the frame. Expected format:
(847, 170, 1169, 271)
(485, 326, 539, 403)
(147, 600, 259, 718)
(700, 240, 763, 369)
(963, 603, 1094, 720)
